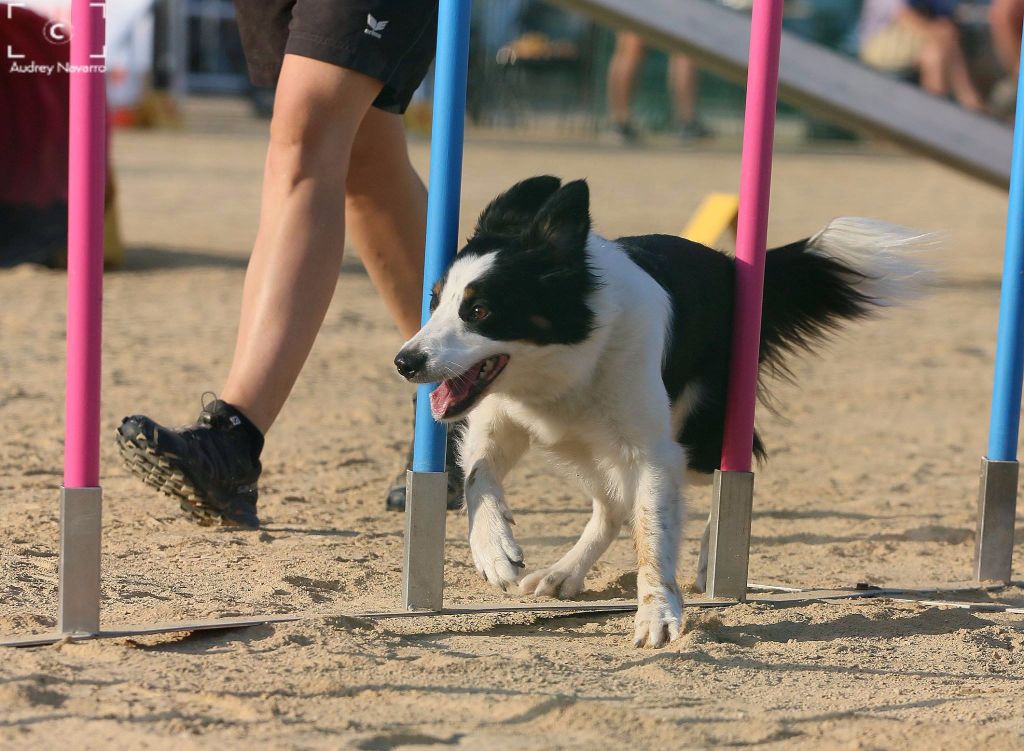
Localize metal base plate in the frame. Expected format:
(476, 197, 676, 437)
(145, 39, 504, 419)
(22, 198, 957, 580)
(58, 486, 102, 635)
(7, 583, 1022, 648)
(975, 457, 1019, 582)
(402, 470, 448, 611)
(706, 469, 754, 600)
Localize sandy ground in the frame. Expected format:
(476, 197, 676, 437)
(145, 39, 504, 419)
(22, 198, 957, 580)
(2, 99, 1024, 749)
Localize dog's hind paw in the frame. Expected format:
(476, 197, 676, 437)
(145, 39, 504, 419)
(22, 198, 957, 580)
(519, 566, 584, 598)
(632, 595, 683, 648)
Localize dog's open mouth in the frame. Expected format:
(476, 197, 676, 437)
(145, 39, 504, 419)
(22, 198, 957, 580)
(429, 355, 510, 420)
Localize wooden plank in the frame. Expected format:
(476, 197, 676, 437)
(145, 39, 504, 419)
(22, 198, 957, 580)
(550, 0, 1011, 188)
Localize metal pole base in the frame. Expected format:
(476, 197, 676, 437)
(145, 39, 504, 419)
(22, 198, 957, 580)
(706, 469, 754, 600)
(58, 486, 102, 635)
(402, 470, 448, 611)
(975, 458, 1018, 583)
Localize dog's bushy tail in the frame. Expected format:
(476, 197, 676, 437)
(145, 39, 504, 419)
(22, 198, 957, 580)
(760, 217, 934, 376)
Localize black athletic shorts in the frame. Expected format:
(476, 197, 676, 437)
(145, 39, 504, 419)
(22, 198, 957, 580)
(233, 0, 438, 114)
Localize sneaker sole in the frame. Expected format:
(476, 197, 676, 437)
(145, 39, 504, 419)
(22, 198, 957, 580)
(115, 429, 257, 530)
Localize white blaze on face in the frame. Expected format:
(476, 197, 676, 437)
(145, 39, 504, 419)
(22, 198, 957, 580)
(401, 252, 505, 381)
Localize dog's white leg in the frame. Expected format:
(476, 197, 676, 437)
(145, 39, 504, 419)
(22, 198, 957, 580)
(631, 439, 686, 648)
(461, 405, 530, 592)
(519, 494, 627, 598)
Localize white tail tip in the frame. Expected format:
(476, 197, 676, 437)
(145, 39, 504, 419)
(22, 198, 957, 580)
(807, 217, 937, 306)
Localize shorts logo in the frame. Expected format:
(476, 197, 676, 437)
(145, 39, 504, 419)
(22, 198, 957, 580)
(364, 14, 388, 39)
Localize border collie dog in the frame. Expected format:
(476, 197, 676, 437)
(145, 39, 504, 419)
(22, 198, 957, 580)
(394, 176, 927, 648)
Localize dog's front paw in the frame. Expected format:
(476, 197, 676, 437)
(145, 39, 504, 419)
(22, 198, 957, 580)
(632, 591, 683, 648)
(519, 565, 584, 598)
(469, 509, 524, 592)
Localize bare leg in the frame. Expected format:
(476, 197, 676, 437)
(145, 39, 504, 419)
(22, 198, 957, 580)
(668, 54, 698, 125)
(346, 108, 428, 340)
(220, 56, 384, 432)
(461, 402, 531, 590)
(990, 0, 1024, 76)
(937, 21, 985, 111)
(918, 20, 984, 111)
(520, 494, 627, 598)
(918, 28, 951, 96)
(606, 31, 646, 127)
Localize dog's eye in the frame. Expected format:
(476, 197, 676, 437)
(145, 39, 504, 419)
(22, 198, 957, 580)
(470, 303, 490, 322)
(429, 291, 439, 312)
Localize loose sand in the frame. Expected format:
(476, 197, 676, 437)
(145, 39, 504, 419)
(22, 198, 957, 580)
(2, 100, 1023, 749)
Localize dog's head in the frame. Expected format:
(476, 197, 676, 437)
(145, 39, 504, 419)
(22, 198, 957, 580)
(394, 176, 599, 421)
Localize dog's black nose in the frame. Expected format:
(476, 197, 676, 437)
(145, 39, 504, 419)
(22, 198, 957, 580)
(394, 349, 428, 379)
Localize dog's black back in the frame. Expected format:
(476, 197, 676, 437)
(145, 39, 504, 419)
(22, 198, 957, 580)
(619, 233, 874, 474)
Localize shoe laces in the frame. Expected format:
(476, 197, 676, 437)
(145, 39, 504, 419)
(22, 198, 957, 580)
(195, 391, 230, 430)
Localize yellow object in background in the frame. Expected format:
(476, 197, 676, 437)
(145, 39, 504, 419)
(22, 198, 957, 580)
(681, 192, 739, 247)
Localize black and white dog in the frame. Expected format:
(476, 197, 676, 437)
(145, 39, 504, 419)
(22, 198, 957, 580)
(394, 176, 927, 648)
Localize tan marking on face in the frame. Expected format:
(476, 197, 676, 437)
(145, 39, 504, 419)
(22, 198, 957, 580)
(462, 285, 477, 301)
(530, 315, 551, 329)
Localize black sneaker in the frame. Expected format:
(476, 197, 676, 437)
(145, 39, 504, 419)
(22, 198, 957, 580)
(116, 395, 264, 530)
(385, 399, 465, 512)
(678, 118, 714, 142)
(609, 121, 638, 145)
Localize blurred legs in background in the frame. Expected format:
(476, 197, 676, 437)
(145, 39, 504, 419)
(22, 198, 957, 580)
(668, 54, 713, 140)
(860, 10, 984, 112)
(606, 31, 712, 144)
(606, 30, 645, 142)
(917, 18, 984, 111)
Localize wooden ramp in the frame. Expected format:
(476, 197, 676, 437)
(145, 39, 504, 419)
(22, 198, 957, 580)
(551, 0, 1011, 189)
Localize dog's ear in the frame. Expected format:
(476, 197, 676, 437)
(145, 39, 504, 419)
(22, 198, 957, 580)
(475, 175, 562, 236)
(526, 179, 591, 259)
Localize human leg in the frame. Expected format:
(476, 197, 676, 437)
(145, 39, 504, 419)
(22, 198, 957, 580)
(668, 54, 698, 125)
(606, 31, 646, 139)
(345, 107, 427, 340)
(220, 55, 384, 432)
(918, 19, 984, 110)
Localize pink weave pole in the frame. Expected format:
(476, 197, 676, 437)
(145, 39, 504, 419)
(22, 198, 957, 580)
(720, 0, 784, 473)
(64, 0, 107, 488)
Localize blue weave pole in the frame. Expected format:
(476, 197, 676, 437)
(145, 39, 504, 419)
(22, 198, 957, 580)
(987, 37, 1024, 463)
(412, 0, 473, 473)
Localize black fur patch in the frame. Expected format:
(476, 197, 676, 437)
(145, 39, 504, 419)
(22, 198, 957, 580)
(436, 178, 599, 345)
(621, 232, 878, 474)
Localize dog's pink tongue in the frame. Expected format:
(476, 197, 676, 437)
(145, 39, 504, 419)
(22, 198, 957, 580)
(429, 383, 455, 419)
(429, 372, 475, 418)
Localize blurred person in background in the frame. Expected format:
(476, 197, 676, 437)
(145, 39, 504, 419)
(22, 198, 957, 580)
(606, 31, 713, 144)
(858, 0, 985, 111)
(116, 0, 466, 529)
(989, 0, 1023, 116)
